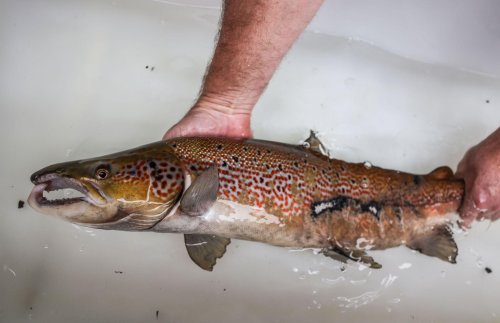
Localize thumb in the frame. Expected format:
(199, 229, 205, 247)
(458, 194, 479, 229)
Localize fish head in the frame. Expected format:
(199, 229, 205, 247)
(28, 142, 185, 230)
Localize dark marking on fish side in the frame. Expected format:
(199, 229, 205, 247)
(312, 196, 381, 220)
(413, 175, 422, 186)
(360, 201, 381, 220)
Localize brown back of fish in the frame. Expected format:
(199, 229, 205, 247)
(166, 137, 464, 250)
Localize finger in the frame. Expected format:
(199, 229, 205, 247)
(458, 197, 480, 229)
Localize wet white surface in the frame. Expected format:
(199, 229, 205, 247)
(1, 0, 500, 322)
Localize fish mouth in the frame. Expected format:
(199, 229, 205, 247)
(28, 173, 109, 221)
(29, 173, 92, 207)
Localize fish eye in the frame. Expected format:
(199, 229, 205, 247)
(95, 165, 110, 180)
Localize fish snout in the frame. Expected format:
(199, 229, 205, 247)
(30, 164, 68, 184)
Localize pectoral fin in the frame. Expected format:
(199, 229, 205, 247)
(180, 164, 219, 216)
(406, 225, 458, 263)
(184, 234, 231, 271)
(323, 245, 382, 269)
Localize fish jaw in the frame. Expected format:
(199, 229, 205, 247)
(28, 172, 119, 224)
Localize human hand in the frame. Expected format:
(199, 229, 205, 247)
(163, 97, 253, 140)
(456, 127, 500, 228)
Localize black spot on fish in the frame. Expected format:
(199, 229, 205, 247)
(278, 164, 283, 171)
(413, 175, 422, 186)
(350, 179, 356, 185)
(253, 158, 257, 162)
(312, 196, 381, 221)
(259, 177, 264, 184)
(360, 201, 381, 220)
(243, 147, 248, 151)
(394, 207, 402, 221)
(266, 149, 271, 153)
(155, 175, 163, 181)
(232, 156, 239, 163)
(217, 144, 223, 150)
(222, 161, 228, 167)
(257, 150, 261, 155)
(166, 174, 173, 180)
(265, 164, 270, 170)
(294, 162, 299, 168)
(311, 196, 349, 217)
(172, 143, 177, 148)
(149, 161, 156, 168)
(169, 167, 176, 172)
(190, 165, 197, 171)
(128, 170, 136, 176)
(288, 174, 292, 180)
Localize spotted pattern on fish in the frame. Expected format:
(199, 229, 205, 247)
(166, 138, 463, 226)
(114, 160, 183, 199)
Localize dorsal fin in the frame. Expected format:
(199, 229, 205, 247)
(184, 234, 231, 271)
(302, 130, 330, 158)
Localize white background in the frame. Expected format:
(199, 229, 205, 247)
(1, 0, 499, 322)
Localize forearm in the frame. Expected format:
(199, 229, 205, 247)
(197, 0, 324, 113)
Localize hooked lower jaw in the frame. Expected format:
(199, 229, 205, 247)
(28, 173, 106, 219)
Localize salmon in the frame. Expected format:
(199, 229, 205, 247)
(28, 133, 464, 270)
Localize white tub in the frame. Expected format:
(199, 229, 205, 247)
(1, 0, 499, 322)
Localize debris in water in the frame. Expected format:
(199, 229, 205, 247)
(156, 310, 159, 320)
(485, 267, 493, 274)
(114, 270, 123, 274)
(18, 200, 25, 208)
(486, 99, 490, 104)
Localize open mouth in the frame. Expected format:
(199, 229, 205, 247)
(28, 173, 90, 208)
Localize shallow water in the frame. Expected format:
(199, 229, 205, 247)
(1, 0, 500, 322)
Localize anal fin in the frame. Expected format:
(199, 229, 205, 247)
(406, 225, 458, 263)
(184, 234, 231, 271)
(323, 245, 382, 269)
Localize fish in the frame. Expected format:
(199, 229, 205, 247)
(28, 132, 465, 271)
